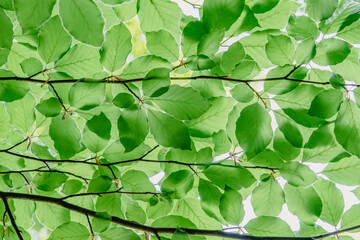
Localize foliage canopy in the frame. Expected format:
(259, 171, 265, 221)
(0, 0, 360, 239)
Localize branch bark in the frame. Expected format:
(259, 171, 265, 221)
(0, 191, 357, 240)
(2, 197, 23, 240)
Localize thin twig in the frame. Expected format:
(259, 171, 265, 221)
(2, 197, 23, 240)
(61, 189, 160, 200)
(86, 214, 95, 238)
(0, 167, 90, 182)
(47, 83, 68, 118)
(0, 150, 278, 171)
(245, 82, 268, 108)
(0, 139, 28, 152)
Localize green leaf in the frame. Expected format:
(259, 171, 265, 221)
(202, 0, 245, 31)
(334, 100, 360, 158)
(37, 203, 70, 229)
(248, 149, 284, 168)
(100, 227, 140, 240)
(161, 170, 194, 199)
(295, 38, 317, 65)
(100, 23, 132, 72)
(331, 48, 360, 84)
(83, 125, 109, 153)
(126, 202, 146, 224)
(38, 16, 72, 64)
(118, 107, 148, 152)
(151, 85, 211, 120)
(55, 44, 103, 78)
(137, 0, 181, 39)
(322, 156, 360, 186)
(59, 0, 104, 46)
(14, 0, 56, 30)
(265, 34, 295, 66)
(87, 176, 112, 193)
(212, 130, 231, 154)
(146, 30, 179, 62)
(220, 42, 246, 74)
(147, 109, 191, 150)
(20, 58, 43, 77)
(314, 180, 344, 226)
(251, 179, 285, 216)
(330, 73, 345, 90)
(49, 115, 82, 159)
(172, 230, 190, 240)
(120, 55, 171, 79)
(185, 55, 216, 71)
(68, 82, 106, 110)
(284, 184, 322, 225)
(248, 0, 279, 13)
(303, 123, 348, 163)
(62, 179, 83, 195)
(203, 164, 256, 190)
(313, 38, 352, 66)
(96, 194, 124, 218)
(181, 21, 207, 58)
(0, 9, 13, 66)
(86, 112, 111, 140)
(0, 104, 11, 138)
(198, 179, 225, 222)
(245, 216, 294, 237)
(197, 29, 225, 57)
(121, 170, 156, 201)
(48, 222, 90, 240)
(341, 204, 360, 230)
(286, 14, 319, 40)
(305, 0, 338, 21)
(0, 0, 12, 10)
(308, 89, 343, 119)
(187, 97, 235, 137)
(113, 0, 137, 22)
(142, 68, 171, 97)
(274, 110, 303, 148)
(0, 81, 29, 102)
(36, 98, 62, 117)
(102, 141, 150, 163)
(33, 172, 68, 191)
(6, 93, 35, 132)
(219, 186, 244, 225)
(236, 103, 273, 158)
(113, 93, 135, 108)
(280, 162, 317, 187)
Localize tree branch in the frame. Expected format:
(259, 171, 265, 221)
(0, 191, 357, 240)
(2, 197, 23, 240)
(2, 74, 358, 87)
(47, 82, 69, 119)
(61, 189, 160, 200)
(0, 149, 278, 171)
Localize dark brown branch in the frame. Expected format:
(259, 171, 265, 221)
(2, 75, 358, 87)
(86, 214, 95, 238)
(0, 149, 278, 171)
(0, 138, 28, 152)
(140, 145, 160, 159)
(61, 189, 160, 200)
(0, 191, 357, 239)
(122, 82, 143, 103)
(2, 197, 23, 240)
(0, 167, 90, 182)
